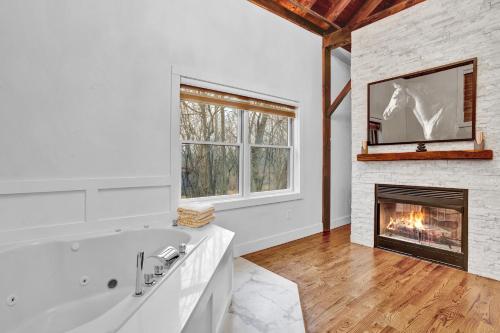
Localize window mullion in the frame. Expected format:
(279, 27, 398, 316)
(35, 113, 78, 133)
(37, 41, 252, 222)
(181, 140, 240, 147)
(248, 144, 292, 149)
(243, 111, 250, 198)
(237, 109, 244, 198)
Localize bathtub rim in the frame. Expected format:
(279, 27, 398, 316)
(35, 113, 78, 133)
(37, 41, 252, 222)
(0, 216, 176, 249)
(0, 220, 192, 253)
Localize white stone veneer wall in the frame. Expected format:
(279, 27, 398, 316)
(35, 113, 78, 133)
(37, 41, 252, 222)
(351, 0, 500, 280)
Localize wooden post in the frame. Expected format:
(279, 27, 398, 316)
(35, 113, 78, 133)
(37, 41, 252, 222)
(322, 42, 331, 233)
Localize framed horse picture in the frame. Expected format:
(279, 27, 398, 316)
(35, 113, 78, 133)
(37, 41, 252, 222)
(367, 58, 477, 145)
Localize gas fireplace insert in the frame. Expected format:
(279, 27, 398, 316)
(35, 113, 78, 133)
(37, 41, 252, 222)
(374, 184, 468, 270)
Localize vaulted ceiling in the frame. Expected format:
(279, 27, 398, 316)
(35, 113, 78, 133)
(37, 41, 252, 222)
(249, 0, 425, 49)
(247, 0, 427, 232)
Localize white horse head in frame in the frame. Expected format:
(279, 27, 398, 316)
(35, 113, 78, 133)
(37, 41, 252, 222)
(382, 78, 459, 140)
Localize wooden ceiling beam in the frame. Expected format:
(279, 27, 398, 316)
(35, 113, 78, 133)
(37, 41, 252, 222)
(286, 0, 341, 30)
(323, 27, 351, 49)
(248, 0, 326, 35)
(324, 0, 353, 23)
(323, 0, 425, 48)
(357, 0, 426, 26)
(347, 0, 385, 27)
(300, 0, 319, 9)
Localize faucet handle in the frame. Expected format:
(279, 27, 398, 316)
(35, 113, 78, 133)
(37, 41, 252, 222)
(144, 273, 155, 285)
(154, 265, 164, 276)
(179, 243, 187, 254)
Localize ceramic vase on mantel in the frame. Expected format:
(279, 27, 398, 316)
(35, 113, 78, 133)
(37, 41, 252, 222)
(474, 131, 485, 151)
(361, 140, 368, 154)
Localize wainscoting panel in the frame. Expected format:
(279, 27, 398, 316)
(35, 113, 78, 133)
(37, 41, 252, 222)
(0, 176, 172, 232)
(0, 190, 85, 231)
(97, 185, 171, 221)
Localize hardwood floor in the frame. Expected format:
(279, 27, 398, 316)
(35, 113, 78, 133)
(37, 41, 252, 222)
(243, 225, 500, 333)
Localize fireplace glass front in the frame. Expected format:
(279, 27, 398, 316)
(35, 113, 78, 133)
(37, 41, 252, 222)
(379, 202, 462, 253)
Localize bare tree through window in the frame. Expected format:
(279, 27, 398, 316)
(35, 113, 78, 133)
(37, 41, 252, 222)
(180, 87, 294, 199)
(181, 101, 239, 198)
(248, 111, 290, 192)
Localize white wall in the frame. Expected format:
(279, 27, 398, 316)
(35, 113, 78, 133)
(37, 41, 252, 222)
(0, 0, 323, 253)
(351, 0, 500, 280)
(330, 49, 351, 229)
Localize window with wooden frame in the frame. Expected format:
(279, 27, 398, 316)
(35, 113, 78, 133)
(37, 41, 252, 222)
(179, 85, 296, 200)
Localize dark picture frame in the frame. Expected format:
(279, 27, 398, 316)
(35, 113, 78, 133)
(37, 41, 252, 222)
(367, 58, 477, 146)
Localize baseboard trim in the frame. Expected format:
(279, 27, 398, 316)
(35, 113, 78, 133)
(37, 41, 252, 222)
(330, 215, 351, 229)
(234, 223, 323, 257)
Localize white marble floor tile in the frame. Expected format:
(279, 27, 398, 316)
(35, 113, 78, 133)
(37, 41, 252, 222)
(223, 257, 305, 333)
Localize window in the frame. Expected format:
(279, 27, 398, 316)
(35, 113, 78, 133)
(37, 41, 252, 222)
(180, 100, 240, 198)
(180, 85, 296, 200)
(249, 111, 291, 192)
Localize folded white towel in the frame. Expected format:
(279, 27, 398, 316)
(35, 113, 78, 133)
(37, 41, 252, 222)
(178, 210, 214, 220)
(177, 202, 214, 214)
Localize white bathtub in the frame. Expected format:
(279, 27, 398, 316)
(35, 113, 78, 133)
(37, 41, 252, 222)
(0, 224, 234, 333)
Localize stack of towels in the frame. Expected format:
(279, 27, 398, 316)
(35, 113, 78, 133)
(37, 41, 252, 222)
(177, 202, 215, 228)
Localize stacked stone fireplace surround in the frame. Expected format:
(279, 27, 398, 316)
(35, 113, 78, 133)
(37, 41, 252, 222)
(350, 0, 500, 281)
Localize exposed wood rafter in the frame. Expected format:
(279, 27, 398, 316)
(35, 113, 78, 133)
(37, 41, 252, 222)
(323, 28, 351, 49)
(355, 0, 426, 28)
(286, 0, 341, 30)
(327, 80, 351, 117)
(324, 0, 352, 22)
(248, 0, 325, 35)
(300, 0, 318, 8)
(324, 0, 426, 48)
(347, 0, 385, 28)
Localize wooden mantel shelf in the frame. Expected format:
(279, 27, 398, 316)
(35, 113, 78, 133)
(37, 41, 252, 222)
(357, 150, 493, 161)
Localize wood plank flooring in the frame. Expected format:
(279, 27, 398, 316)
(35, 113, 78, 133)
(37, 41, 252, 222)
(243, 225, 500, 333)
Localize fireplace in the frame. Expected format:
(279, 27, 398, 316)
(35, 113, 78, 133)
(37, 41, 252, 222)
(374, 184, 468, 270)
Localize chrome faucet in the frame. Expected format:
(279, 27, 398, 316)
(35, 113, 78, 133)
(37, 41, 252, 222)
(149, 246, 180, 267)
(134, 246, 183, 297)
(134, 250, 145, 296)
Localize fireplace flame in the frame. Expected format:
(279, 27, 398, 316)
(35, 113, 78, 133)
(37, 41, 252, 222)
(387, 210, 425, 231)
